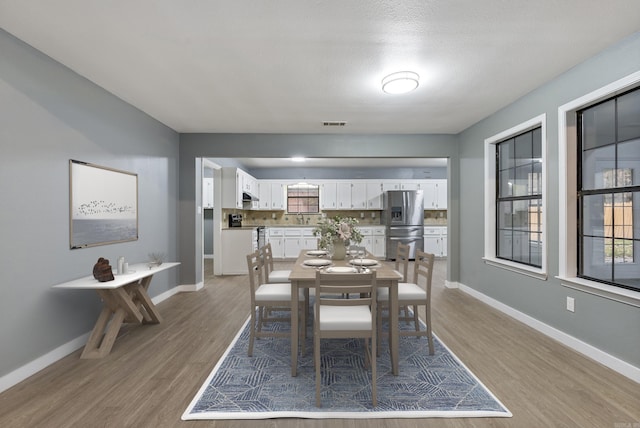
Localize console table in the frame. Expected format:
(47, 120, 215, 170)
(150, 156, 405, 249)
(52, 262, 180, 358)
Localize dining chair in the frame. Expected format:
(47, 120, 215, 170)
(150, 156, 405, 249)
(261, 242, 292, 283)
(246, 249, 305, 357)
(377, 243, 413, 335)
(314, 270, 377, 407)
(377, 249, 435, 356)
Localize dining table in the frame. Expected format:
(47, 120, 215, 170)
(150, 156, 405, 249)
(288, 249, 402, 376)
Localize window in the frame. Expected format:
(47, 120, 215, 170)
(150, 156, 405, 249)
(577, 88, 640, 292)
(287, 183, 319, 214)
(558, 70, 640, 306)
(484, 114, 547, 278)
(496, 128, 543, 267)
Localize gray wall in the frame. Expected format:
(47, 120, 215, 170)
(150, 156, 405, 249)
(0, 30, 180, 378)
(458, 32, 640, 367)
(180, 134, 460, 288)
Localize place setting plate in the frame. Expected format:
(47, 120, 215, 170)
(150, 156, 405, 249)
(303, 258, 332, 267)
(348, 258, 379, 267)
(306, 250, 328, 257)
(325, 266, 358, 273)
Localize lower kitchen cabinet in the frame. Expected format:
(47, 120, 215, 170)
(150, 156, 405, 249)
(360, 226, 386, 258)
(423, 226, 447, 257)
(221, 228, 258, 274)
(268, 227, 318, 259)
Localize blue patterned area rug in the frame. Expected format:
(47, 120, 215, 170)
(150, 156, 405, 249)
(182, 311, 511, 420)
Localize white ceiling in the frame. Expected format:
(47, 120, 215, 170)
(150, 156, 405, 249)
(1, 1, 639, 137)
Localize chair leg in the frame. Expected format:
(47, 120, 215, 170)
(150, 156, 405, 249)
(299, 304, 306, 357)
(248, 308, 256, 357)
(413, 305, 420, 332)
(426, 313, 434, 355)
(315, 334, 321, 407)
(371, 335, 377, 407)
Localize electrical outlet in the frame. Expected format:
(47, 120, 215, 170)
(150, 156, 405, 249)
(566, 296, 575, 312)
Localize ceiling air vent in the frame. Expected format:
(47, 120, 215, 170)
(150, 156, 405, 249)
(322, 121, 347, 127)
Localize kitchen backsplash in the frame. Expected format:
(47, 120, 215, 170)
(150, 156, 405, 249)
(226, 209, 447, 227)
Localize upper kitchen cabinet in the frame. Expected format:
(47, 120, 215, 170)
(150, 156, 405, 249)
(257, 181, 285, 210)
(366, 181, 383, 209)
(423, 179, 447, 210)
(320, 182, 337, 209)
(336, 182, 367, 209)
(221, 167, 259, 209)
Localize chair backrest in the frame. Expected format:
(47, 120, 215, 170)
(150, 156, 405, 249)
(395, 242, 411, 282)
(413, 250, 434, 297)
(246, 250, 265, 303)
(314, 271, 377, 323)
(261, 243, 275, 272)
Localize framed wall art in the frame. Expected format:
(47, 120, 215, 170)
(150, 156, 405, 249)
(69, 160, 138, 249)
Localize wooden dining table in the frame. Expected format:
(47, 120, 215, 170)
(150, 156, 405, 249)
(288, 249, 402, 376)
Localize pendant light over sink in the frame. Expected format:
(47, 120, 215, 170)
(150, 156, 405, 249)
(381, 71, 419, 94)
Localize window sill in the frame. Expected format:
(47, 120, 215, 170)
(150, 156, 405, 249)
(482, 257, 548, 281)
(557, 276, 640, 308)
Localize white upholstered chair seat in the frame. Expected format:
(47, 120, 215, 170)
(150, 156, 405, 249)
(267, 269, 291, 283)
(255, 283, 305, 302)
(377, 282, 426, 301)
(319, 306, 372, 331)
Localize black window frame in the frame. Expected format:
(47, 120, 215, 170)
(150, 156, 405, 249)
(577, 87, 640, 293)
(495, 127, 543, 268)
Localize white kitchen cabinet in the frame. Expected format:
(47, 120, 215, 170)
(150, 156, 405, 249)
(320, 182, 337, 209)
(351, 182, 367, 209)
(258, 181, 285, 210)
(270, 182, 285, 210)
(336, 182, 351, 209)
(221, 167, 259, 209)
(423, 180, 447, 210)
(372, 226, 386, 258)
(221, 228, 257, 274)
(400, 180, 422, 190)
(284, 228, 303, 258)
(301, 228, 318, 250)
(267, 228, 285, 258)
(258, 181, 271, 210)
(382, 182, 401, 191)
(366, 181, 383, 209)
(335, 181, 368, 210)
(203, 178, 214, 208)
(357, 226, 384, 258)
(423, 226, 447, 257)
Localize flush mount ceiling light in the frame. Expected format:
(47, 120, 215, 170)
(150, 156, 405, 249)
(381, 71, 419, 94)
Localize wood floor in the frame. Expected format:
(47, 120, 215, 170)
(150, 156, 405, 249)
(0, 259, 638, 428)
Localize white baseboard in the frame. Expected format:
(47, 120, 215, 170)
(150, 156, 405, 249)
(0, 283, 202, 394)
(444, 280, 459, 289)
(457, 282, 640, 384)
(0, 333, 89, 394)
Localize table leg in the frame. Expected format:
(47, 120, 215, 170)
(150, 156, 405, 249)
(80, 276, 162, 359)
(291, 280, 299, 376)
(130, 277, 162, 323)
(389, 280, 399, 375)
(81, 304, 127, 359)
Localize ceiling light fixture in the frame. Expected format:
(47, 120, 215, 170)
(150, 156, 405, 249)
(381, 71, 419, 94)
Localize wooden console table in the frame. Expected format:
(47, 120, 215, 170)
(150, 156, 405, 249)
(52, 262, 180, 358)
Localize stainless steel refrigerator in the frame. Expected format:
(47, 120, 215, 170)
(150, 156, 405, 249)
(383, 190, 424, 260)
